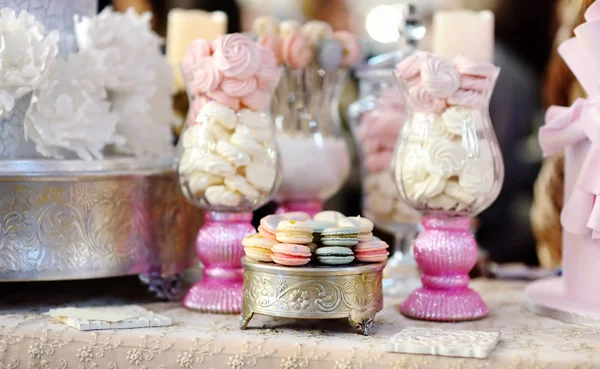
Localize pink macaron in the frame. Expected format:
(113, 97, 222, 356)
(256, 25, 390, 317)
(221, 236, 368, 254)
(271, 243, 312, 266)
(354, 238, 390, 263)
(259, 214, 284, 240)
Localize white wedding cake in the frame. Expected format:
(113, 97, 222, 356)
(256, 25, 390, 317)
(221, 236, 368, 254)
(0, 0, 176, 160)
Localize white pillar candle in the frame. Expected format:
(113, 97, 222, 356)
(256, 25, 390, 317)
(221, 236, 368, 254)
(432, 10, 494, 63)
(166, 9, 228, 90)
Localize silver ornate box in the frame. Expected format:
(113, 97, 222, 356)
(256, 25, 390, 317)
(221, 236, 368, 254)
(0, 159, 201, 282)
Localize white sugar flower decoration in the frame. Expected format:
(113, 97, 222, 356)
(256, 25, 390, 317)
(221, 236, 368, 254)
(74, 7, 176, 158)
(0, 8, 59, 117)
(74, 7, 162, 93)
(24, 52, 122, 160)
(110, 56, 177, 158)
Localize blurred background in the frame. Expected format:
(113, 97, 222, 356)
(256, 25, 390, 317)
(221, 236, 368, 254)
(100, 0, 581, 270)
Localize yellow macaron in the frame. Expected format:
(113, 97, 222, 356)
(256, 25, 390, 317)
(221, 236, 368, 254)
(275, 220, 313, 244)
(242, 233, 278, 262)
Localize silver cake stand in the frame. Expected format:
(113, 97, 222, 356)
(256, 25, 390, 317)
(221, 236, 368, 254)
(0, 158, 201, 299)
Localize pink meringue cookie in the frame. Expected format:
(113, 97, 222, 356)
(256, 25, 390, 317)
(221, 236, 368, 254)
(221, 76, 258, 97)
(207, 88, 241, 110)
(258, 32, 283, 64)
(182, 39, 212, 71)
(408, 84, 447, 113)
(420, 55, 460, 98)
(186, 56, 223, 94)
(395, 51, 428, 82)
(447, 89, 486, 109)
(282, 31, 314, 69)
(459, 75, 488, 93)
(333, 30, 362, 67)
(213, 33, 261, 79)
(242, 88, 271, 111)
(453, 56, 498, 78)
(365, 151, 394, 172)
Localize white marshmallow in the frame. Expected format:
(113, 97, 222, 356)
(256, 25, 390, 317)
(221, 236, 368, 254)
(245, 161, 276, 192)
(187, 171, 223, 196)
(238, 109, 272, 129)
(224, 175, 260, 201)
(216, 140, 251, 167)
(196, 152, 236, 178)
(205, 185, 241, 207)
(234, 124, 272, 143)
(198, 101, 237, 130)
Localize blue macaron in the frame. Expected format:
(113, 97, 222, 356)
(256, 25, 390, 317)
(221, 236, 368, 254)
(315, 246, 355, 265)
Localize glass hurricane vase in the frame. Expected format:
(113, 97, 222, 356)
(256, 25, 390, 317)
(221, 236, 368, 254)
(347, 68, 421, 296)
(178, 70, 281, 313)
(393, 63, 504, 321)
(272, 66, 351, 216)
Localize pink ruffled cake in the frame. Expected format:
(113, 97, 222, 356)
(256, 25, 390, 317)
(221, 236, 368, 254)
(527, 2, 600, 323)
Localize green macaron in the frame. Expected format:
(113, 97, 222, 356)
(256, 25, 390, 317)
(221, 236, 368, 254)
(320, 226, 359, 247)
(315, 246, 355, 265)
(304, 219, 336, 242)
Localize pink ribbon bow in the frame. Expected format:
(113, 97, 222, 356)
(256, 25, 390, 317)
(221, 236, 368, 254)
(539, 97, 600, 240)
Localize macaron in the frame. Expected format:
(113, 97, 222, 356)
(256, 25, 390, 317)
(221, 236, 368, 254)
(242, 233, 278, 262)
(282, 211, 311, 221)
(338, 216, 374, 242)
(354, 238, 390, 263)
(303, 219, 336, 243)
(315, 246, 355, 265)
(314, 210, 346, 223)
(258, 214, 283, 240)
(276, 220, 313, 244)
(320, 226, 359, 247)
(271, 244, 312, 266)
(306, 242, 318, 253)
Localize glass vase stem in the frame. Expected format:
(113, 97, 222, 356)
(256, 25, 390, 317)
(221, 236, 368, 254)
(399, 216, 487, 321)
(182, 211, 255, 313)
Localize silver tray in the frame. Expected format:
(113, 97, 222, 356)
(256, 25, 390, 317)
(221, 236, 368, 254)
(0, 158, 201, 282)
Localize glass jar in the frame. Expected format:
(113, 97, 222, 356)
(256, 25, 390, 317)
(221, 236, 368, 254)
(177, 103, 280, 211)
(272, 66, 351, 216)
(348, 68, 421, 295)
(393, 53, 504, 321)
(177, 63, 281, 314)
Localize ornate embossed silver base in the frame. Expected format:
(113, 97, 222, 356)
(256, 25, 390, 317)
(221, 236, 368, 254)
(240, 257, 384, 335)
(525, 277, 600, 328)
(0, 159, 201, 282)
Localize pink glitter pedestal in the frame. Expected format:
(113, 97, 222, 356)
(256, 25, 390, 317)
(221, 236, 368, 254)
(400, 216, 487, 321)
(276, 200, 323, 218)
(183, 211, 255, 314)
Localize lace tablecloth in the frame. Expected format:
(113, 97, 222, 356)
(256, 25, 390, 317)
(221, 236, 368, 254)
(0, 278, 598, 369)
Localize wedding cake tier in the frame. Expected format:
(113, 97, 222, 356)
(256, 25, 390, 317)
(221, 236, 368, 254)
(0, 0, 96, 54)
